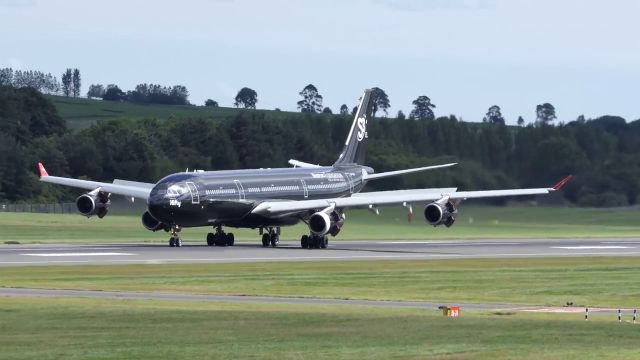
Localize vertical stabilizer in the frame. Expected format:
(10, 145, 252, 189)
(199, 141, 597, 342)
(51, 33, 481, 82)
(334, 89, 374, 166)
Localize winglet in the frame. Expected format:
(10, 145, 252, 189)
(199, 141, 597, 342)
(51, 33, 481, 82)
(38, 162, 49, 177)
(551, 175, 572, 191)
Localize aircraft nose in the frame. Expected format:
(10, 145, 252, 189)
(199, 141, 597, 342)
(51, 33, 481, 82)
(147, 185, 172, 223)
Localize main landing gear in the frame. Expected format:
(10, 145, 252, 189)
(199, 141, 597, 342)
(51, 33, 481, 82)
(207, 226, 235, 247)
(261, 227, 280, 247)
(300, 234, 328, 249)
(169, 225, 182, 247)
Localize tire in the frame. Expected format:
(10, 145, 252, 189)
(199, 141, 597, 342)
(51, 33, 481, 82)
(313, 236, 320, 249)
(169, 237, 176, 247)
(227, 233, 235, 246)
(320, 236, 327, 249)
(215, 234, 227, 247)
(262, 233, 270, 247)
(206, 233, 214, 246)
(301, 235, 309, 249)
(270, 233, 278, 247)
(175, 237, 182, 247)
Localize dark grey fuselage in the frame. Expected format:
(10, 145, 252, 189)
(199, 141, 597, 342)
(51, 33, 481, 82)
(147, 165, 369, 228)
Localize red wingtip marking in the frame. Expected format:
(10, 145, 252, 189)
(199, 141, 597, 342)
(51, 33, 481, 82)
(38, 162, 48, 177)
(552, 175, 572, 190)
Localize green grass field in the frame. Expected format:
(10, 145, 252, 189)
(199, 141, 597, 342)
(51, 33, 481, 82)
(48, 95, 306, 128)
(2, 257, 639, 307)
(1, 206, 639, 244)
(0, 297, 637, 360)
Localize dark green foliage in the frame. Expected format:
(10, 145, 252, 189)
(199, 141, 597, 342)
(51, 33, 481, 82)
(61, 68, 72, 97)
(339, 104, 349, 115)
(483, 105, 505, 125)
(204, 99, 218, 107)
(102, 84, 124, 101)
(409, 95, 436, 120)
(370, 87, 390, 117)
(234, 87, 258, 109)
(297, 84, 323, 113)
(71, 68, 81, 98)
(536, 102, 556, 124)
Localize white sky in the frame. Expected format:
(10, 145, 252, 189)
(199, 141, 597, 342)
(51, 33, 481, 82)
(1, 0, 639, 123)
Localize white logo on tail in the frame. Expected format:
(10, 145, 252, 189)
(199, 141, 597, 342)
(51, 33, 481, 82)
(356, 115, 367, 142)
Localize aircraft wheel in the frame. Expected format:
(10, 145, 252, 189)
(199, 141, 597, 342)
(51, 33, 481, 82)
(301, 235, 309, 249)
(214, 233, 227, 247)
(227, 233, 235, 246)
(262, 233, 270, 247)
(206, 233, 214, 246)
(320, 236, 328, 249)
(175, 237, 182, 247)
(270, 233, 279, 247)
(169, 237, 176, 247)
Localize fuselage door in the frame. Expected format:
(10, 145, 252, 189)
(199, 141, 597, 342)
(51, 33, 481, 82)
(301, 179, 309, 198)
(234, 180, 245, 201)
(185, 182, 200, 204)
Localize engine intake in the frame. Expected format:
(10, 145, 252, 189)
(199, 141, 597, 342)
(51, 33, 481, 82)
(76, 189, 110, 218)
(308, 210, 345, 236)
(424, 199, 457, 227)
(142, 211, 168, 232)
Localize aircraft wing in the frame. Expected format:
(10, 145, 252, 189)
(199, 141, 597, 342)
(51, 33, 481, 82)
(251, 176, 572, 216)
(38, 163, 152, 200)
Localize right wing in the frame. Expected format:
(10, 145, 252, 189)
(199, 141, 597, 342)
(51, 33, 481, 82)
(251, 177, 571, 217)
(38, 163, 152, 200)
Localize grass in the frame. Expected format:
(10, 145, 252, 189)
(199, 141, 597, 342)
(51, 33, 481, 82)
(0, 297, 638, 360)
(2, 258, 639, 308)
(1, 206, 639, 244)
(47, 95, 305, 128)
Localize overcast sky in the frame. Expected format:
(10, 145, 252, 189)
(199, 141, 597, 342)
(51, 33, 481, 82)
(2, 0, 639, 123)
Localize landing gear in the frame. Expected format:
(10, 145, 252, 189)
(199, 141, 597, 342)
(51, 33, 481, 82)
(261, 227, 279, 247)
(168, 225, 182, 247)
(207, 226, 234, 246)
(301, 234, 327, 249)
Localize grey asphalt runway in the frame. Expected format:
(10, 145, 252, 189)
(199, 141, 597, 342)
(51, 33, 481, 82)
(1, 238, 640, 266)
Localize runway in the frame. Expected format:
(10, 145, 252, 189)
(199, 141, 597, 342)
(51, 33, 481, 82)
(1, 238, 640, 266)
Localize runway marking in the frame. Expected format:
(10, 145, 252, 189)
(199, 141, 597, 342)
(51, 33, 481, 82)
(20, 252, 135, 257)
(2, 247, 123, 252)
(376, 241, 520, 245)
(551, 246, 636, 250)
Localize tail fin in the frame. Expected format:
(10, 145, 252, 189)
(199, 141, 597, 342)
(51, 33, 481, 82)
(334, 89, 374, 166)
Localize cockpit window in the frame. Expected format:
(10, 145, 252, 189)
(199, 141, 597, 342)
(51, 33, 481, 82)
(165, 184, 189, 198)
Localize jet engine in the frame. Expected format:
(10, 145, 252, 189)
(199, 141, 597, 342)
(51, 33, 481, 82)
(142, 211, 168, 232)
(424, 197, 457, 227)
(76, 189, 111, 218)
(308, 210, 345, 236)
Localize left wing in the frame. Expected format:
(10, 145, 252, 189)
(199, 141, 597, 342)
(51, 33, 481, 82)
(38, 163, 152, 200)
(251, 176, 572, 217)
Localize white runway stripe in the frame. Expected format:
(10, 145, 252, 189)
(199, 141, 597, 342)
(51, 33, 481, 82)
(551, 246, 635, 250)
(21, 252, 135, 257)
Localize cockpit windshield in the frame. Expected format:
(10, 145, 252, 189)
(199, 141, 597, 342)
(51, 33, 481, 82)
(165, 184, 189, 198)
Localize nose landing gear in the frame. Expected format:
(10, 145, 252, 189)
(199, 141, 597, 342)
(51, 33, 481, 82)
(168, 225, 182, 247)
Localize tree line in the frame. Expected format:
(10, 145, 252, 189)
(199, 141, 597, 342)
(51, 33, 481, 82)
(2, 84, 640, 208)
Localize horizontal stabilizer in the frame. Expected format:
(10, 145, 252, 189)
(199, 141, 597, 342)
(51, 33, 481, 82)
(288, 159, 322, 168)
(365, 163, 457, 181)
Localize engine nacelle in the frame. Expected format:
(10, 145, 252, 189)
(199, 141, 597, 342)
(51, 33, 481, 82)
(424, 199, 457, 227)
(142, 211, 168, 232)
(309, 210, 345, 236)
(76, 190, 110, 218)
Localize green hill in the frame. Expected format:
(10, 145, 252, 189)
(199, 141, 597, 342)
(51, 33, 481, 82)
(47, 95, 300, 128)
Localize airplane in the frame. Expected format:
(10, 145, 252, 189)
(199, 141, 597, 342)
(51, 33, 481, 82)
(38, 89, 572, 248)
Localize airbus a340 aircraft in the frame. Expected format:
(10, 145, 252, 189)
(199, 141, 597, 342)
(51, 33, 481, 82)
(38, 89, 571, 248)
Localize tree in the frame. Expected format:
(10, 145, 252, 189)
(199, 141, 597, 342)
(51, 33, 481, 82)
(87, 84, 105, 98)
(339, 104, 349, 115)
(371, 87, 390, 117)
(397, 110, 406, 120)
(234, 87, 258, 109)
(483, 105, 505, 125)
(322, 107, 332, 114)
(409, 95, 436, 120)
(61, 69, 72, 97)
(351, 106, 358, 116)
(205, 99, 219, 107)
(72, 68, 81, 97)
(517, 116, 525, 127)
(536, 103, 556, 124)
(297, 84, 323, 113)
(102, 84, 124, 101)
(0, 68, 13, 86)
